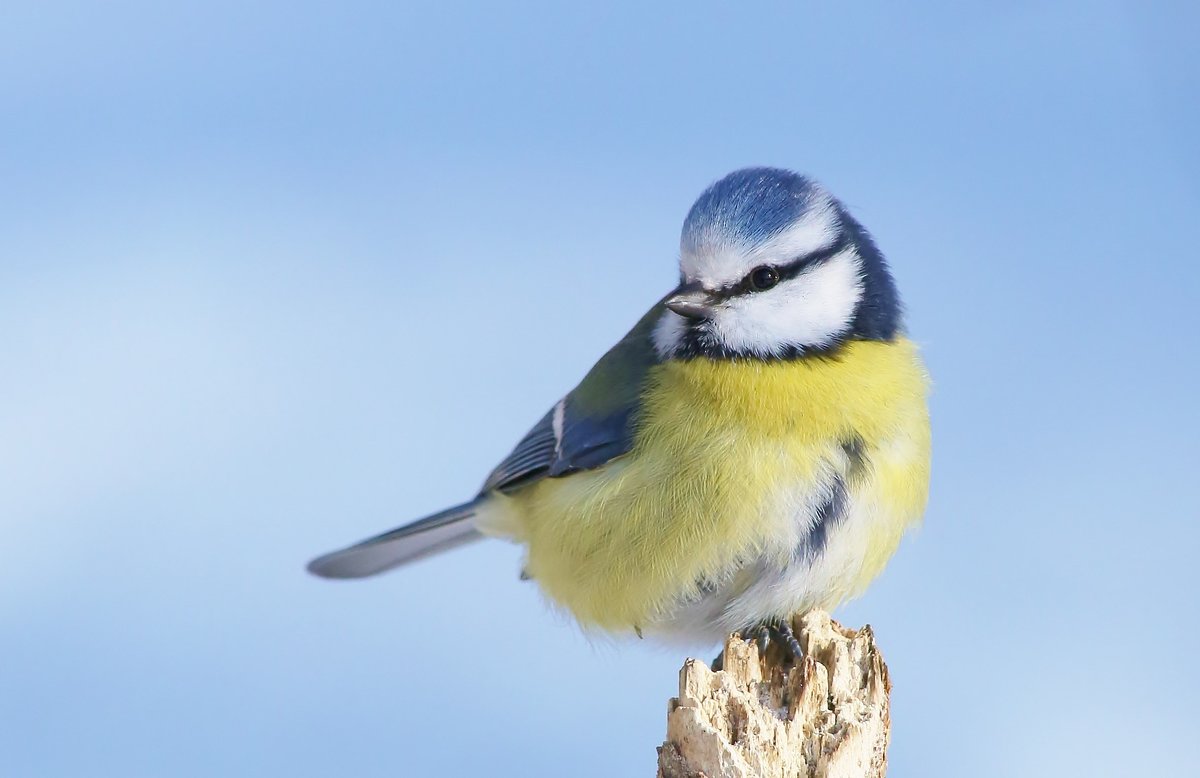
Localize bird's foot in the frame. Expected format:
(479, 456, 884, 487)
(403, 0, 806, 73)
(710, 618, 803, 671)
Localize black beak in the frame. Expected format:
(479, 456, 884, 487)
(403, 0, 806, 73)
(665, 283, 717, 320)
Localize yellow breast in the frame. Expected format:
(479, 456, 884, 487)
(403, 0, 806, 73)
(489, 338, 931, 632)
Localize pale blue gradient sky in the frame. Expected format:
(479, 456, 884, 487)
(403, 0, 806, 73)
(2, 2, 1198, 776)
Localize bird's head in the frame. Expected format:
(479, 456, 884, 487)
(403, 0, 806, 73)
(653, 167, 901, 360)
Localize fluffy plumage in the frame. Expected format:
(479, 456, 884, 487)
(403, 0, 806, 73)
(480, 339, 929, 641)
(308, 167, 931, 647)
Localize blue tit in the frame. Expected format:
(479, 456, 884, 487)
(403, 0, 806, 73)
(308, 167, 930, 645)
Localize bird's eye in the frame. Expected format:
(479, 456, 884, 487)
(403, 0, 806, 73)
(748, 265, 780, 291)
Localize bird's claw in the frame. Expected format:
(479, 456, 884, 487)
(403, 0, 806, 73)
(710, 619, 803, 671)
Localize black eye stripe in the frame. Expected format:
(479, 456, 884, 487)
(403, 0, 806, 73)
(719, 233, 852, 298)
(775, 242, 842, 280)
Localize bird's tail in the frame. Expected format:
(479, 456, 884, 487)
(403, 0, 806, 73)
(306, 499, 483, 579)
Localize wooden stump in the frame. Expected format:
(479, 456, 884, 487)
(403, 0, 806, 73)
(657, 611, 891, 778)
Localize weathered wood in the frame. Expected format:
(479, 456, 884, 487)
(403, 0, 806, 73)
(657, 611, 891, 778)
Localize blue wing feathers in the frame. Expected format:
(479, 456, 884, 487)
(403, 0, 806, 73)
(481, 410, 557, 493)
(547, 403, 637, 476)
(481, 301, 665, 493)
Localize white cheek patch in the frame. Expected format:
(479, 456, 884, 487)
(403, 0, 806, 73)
(652, 310, 689, 359)
(680, 195, 840, 289)
(708, 250, 864, 356)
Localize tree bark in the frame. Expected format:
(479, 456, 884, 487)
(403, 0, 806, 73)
(657, 610, 891, 778)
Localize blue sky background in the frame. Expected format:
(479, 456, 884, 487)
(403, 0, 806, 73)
(2, 2, 1198, 775)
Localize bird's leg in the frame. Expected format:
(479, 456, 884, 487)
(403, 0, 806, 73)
(774, 619, 804, 661)
(710, 619, 803, 671)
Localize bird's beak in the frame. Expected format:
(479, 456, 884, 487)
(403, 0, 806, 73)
(665, 283, 717, 320)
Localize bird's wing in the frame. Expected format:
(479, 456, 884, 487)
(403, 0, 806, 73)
(481, 301, 665, 494)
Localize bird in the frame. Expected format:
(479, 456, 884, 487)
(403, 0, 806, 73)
(308, 167, 931, 650)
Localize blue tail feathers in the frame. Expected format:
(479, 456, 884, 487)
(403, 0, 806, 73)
(306, 500, 482, 579)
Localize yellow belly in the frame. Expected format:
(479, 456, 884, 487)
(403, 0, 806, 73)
(485, 338, 931, 633)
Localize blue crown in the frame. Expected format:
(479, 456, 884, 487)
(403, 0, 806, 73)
(681, 167, 829, 254)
